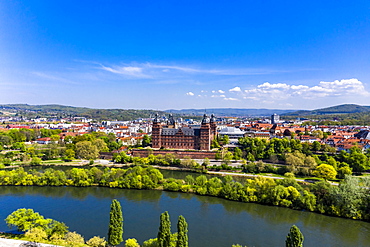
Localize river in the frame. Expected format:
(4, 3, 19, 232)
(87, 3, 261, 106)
(0, 186, 369, 247)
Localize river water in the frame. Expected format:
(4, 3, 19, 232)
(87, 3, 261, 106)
(0, 186, 369, 247)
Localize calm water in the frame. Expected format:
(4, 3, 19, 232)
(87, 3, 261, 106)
(0, 186, 369, 247)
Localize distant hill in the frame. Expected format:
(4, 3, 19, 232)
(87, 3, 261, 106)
(0, 104, 166, 121)
(166, 108, 296, 117)
(284, 104, 370, 116)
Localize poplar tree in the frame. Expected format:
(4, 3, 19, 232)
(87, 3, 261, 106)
(286, 225, 304, 247)
(176, 215, 188, 247)
(157, 211, 171, 247)
(108, 199, 123, 246)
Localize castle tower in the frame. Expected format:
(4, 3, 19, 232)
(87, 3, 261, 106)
(210, 114, 217, 138)
(200, 114, 211, 150)
(151, 114, 162, 148)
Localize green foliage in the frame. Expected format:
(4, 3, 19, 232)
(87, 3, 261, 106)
(6, 208, 50, 232)
(65, 231, 85, 247)
(108, 199, 123, 246)
(157, 211, 171, 247)
(75, 141, 99, 160)
(87, 236, 107, 247)
(285, 225, 304, 247)
(142, 238, 158, 247)
(313, 164, 337, 180)
(176, 215, 188, 247)
(125, 238, 140, 247)
(337, 165, 352, 179)
(25, 228, 48, 242)
(5, 208, 68, 238)
(30, 157, 42, 166)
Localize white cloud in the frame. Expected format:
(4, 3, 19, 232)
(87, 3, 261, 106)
(229, 86, 241, 92)
(100, 65, 151, 78)
(186, 92, 194, 96)
(257, 82, 290, 89)
(291, 85, 309, 90)
(223, 78, 370, 103)
(318, 78, 368, 95)
(223, 97, 239, 101)
(218, 90, 225, 93)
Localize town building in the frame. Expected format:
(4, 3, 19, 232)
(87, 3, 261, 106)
(271, 113, 280, 124)
(151, 114, 217, 151)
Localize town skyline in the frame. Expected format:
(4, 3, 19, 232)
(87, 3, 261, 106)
(1, 1, 370, 110)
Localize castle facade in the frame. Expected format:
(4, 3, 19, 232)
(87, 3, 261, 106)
(151, 114, 217, 151)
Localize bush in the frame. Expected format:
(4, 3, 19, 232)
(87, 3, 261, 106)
(87, 236, 106, 247)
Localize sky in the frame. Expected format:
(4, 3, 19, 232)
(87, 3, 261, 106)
(1, 1, 370, 110)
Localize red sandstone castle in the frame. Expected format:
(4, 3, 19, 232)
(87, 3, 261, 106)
(151, 114, 217, 151)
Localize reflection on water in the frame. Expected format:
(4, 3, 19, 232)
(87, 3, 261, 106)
(0, 186, 369, 247)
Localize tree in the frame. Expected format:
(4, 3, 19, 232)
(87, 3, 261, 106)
(313, 164, 337, 180)
(125, 238, 140, 247)
(87, 236, 107, 247)
(94, 138, 109, 152)
(142, 135, 151, 147)
(233, 147, 243, 160)
(25, 228, 47, 243)
(65, 148, 75, 160)
(108, 199, 123, 246)
(176, 215, 188, 247)
(30, 157, 42, 166)
(5, 208, 68, 238)
(157, 211, 171, 247)
(337, 165, 352, 179)
(65, 231, 85, 247)
(76, 141, 99, 160)
(6, 208, 50, 232)
(286, 225, 304, 247)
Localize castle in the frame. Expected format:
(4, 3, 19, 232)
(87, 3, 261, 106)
(151, 114, 217, 151)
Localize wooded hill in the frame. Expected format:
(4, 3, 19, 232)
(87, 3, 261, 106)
(0, 104, 167, 121)
(284, 104, 370, 116)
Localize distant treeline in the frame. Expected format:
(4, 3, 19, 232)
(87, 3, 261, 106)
(0, 166, 369, 222)
(0, 104, 168, 121)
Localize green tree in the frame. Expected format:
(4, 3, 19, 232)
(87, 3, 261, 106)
(176, 215, 188, 247)
(337, 165, 352, 179)
(30, 157, 42, 166)
(25, 228, 48, 243)
(125, 238, 140, 247)
(142, 135, 151, 147)
(94, 138, 109, 152)
(5, 208, 50, 232)
(157, 211, 171, 247)
(65, 231, 85, 247)
(286, 225, 304, 247)
(76, 141, 99, 160)
(313, 164, 337, 180)
(108, 199, 123, 246)
(65, 148, 75, 160)
(233, 147, 243, 160)
(87, 236, 107, 247)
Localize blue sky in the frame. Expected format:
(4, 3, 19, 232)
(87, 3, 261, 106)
(1, 1, 370, 110)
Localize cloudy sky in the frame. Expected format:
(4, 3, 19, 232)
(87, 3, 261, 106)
(1, 1, 370, 110)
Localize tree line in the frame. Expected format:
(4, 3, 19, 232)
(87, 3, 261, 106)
(0, 166, 369, 221)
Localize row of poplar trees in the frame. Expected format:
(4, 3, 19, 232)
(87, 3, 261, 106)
(107, 199, 188, 247)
